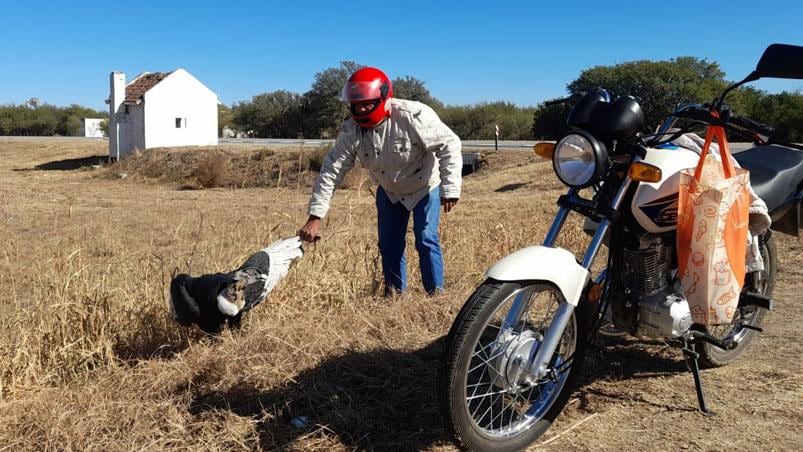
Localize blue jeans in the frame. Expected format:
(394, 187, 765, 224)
(376, 186, 444, 295)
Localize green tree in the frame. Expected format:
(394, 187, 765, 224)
(98, 119, 109, 136)
(531, 55, 803, 141)
(747, 91, 803, 142)
(392, 76, 443, 109)
(440, 102, 534, 140)
(300, 61, 364, 138)
(59, 104, 108, 135)
(531, 100, 574, 140)
(217, 103, 234, 136)
(530, 56, 747, 139)
(232, 90, 303, 138)
(567, 57, 728, 131)
(0, 103, 106, 136)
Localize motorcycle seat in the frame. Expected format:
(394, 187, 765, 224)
(733, 144, 803, 212)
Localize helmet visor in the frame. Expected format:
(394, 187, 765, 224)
(340, 80, 389, 103)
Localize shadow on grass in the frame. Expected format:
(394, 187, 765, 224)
(495, 182, 528, 192)
(14, 155, 108, 171)
(113, 309, 204, 363)
(583, 336, 687, 381)
(187, 332, 692, 449)
(577, 335, 696, 411)
(190, 337, 449, 450)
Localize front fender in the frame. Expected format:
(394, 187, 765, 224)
(485, 246, 590, 306)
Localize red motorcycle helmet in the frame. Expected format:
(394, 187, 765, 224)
(341, 67, 393, 128)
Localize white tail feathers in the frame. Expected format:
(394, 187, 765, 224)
(263, 236, 304, 294)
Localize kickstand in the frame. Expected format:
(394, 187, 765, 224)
(682, 336, 713, 416)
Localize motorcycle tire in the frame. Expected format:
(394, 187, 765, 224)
(439, 279, 593, 451)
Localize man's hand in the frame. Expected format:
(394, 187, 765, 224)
(298, 215, 322, 242)
(441, 198, 458, 213)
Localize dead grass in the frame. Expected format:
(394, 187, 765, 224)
(101, 143, 372, 192)
(195, 151, 231, 188)
(0, 138, 800, 451)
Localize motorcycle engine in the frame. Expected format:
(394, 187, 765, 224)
(620, 233, 692, 338)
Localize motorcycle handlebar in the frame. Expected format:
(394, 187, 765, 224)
(671, 107, 714, 123)
(543, 92, 586, 107)
(727, 113, 775, 137)
(672, 106, 774, 138)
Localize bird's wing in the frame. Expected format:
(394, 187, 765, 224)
(217, 269, 269, 314)
(217, 236, 304, 314)
(262, 236, 304, 295)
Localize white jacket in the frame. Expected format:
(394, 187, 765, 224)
(308, 99, 462, 218)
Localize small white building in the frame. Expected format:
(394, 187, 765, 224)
(80, 118, 106, 137)
(108, 69, 218, 160)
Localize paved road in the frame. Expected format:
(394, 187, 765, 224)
(196, 138, 759, 153)
(0, 136, 759, 153)
(219, 137, 540, 149)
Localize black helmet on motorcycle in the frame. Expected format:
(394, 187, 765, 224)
(568, 89, 644, 141)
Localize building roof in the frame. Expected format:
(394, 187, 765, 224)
(124, 71, 172, 104)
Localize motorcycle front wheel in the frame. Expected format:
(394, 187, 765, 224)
(439, 280, 592, 451)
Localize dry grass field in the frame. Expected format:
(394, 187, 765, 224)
(0, 137, 800, 451)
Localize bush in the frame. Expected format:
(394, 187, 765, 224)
(440, 102, 535, 140)
(194, 153, 231, 188)
(305, 145, 330, 172)
(0, 103, 107, 136)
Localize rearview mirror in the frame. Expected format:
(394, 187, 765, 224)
(716, 43, 803, 108)
(754, 43, 803, 80)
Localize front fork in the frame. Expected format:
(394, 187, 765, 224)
(515, 178, 632, 383)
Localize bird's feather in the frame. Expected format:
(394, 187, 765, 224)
(171, 236, 304, 333)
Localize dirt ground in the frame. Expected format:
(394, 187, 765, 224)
(0, 138, 800, 451)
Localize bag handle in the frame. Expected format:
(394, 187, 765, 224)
(693, 112, 736, 181)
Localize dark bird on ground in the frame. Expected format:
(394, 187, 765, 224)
(170, 236, 303, 333)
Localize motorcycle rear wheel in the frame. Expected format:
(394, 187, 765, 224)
(439, 280, 592, 451)
(698, 232, 776, 367)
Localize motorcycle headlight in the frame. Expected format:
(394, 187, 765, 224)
(552, 131, 607, 188)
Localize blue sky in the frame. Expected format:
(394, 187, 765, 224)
(1, 0, 801, 111)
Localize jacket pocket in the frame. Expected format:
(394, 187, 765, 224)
(391, 138, 411, 164)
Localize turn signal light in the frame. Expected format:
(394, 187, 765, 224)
(628, 162, 662, 183)
(533, 142, 555, 160)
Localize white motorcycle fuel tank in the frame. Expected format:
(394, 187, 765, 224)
(631, 146, 700, 233)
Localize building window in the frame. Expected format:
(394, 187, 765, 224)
(175, 117, 186, 128)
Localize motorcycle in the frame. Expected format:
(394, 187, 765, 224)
(439, 43, 803, 451)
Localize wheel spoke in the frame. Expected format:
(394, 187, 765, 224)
(541, 294, 557, 325)
(507, 391, 521, 427)
(472, 337, 499, 360)
(475, 390, 501, 427)
(488, 394, 495, 429)
(489, 394, 516, 430)
(468, 346, 506, 376)
(467, 364, 490, 399)
(470, 388, 490, 420)
(466, 388, 509, 402)
(457, 283, 579, 438)
(468, 363, 495, 420)
(525, 384, 538, 411)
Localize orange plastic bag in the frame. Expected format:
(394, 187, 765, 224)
(677, 124, 750, 326)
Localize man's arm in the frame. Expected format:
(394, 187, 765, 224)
(300, 125, 358, 241)
(411, 104, 462, 209)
